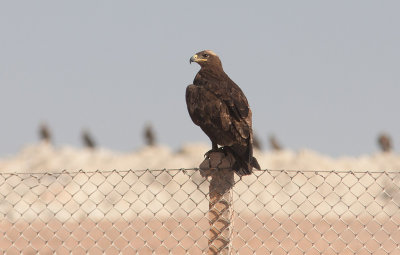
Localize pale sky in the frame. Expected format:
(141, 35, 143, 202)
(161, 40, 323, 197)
(1, 1, 399, 157)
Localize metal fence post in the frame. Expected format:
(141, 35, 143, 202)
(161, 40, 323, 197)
(200, 152, 235, 255)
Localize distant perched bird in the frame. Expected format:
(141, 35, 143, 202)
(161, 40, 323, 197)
(39, 123, 52, 143)
(186, 50, 260, 176)
(144, 123, 156, 146)
(269, 135, 282, 151)
(253, 133, 262, 151)
(82, 129, 96, 149)
(378, 133, 392, 152)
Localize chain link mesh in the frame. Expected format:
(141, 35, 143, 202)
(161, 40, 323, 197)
(0, 169, 399, 254)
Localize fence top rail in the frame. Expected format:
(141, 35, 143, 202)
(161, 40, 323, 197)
(0, 168, 399, 175)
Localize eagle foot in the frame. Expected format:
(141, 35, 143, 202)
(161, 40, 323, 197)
(204, 147, 225, 158)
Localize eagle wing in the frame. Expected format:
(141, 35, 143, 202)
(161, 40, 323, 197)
(186, 78, 252, 147)
(210, 77, 252, 141)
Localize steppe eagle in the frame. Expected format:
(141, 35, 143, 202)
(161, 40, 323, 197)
(186, 50, 260, 176)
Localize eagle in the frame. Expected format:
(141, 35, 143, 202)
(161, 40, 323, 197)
(186, 50, 260, 176)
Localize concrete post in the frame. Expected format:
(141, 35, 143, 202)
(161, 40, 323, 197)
(200, 152, 235, 255)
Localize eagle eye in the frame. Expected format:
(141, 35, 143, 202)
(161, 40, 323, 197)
(203, 53, 209, 58)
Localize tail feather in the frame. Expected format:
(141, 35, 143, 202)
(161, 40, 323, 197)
(233, 161, 252, 176)
(251, 156, 261, 170)
(225, 145, 260, 176)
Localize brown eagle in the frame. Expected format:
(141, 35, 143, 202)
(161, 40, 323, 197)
(186, 50, 260, 176)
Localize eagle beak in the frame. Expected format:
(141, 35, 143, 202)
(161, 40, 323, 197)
(190, 54, 197, 64)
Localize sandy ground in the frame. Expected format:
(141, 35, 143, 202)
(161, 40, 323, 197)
(0, 143, 399, 254)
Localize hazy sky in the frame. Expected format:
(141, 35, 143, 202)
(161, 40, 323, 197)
(1, 1, 399, 157)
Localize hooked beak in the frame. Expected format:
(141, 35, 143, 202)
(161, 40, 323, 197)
(189, 54, 198, 64)
(190, 54, 207, 64)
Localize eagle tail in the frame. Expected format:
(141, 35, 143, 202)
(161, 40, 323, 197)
(233, 156, 260, 176)
(251, 156, 261, 170)
(226, 143, 260, 176)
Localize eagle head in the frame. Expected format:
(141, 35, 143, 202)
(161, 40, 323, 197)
(190, 50, 222, 69)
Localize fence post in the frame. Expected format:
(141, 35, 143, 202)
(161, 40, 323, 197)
(200, 152, 235, 255)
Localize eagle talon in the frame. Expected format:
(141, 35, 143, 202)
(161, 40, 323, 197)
(204, 149, 217, 158)
(204, 147, 224, 158)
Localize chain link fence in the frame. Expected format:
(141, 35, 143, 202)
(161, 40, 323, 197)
(0, 168, 399, 254)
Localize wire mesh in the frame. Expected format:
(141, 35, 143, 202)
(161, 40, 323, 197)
(0, 169, 399, 254)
